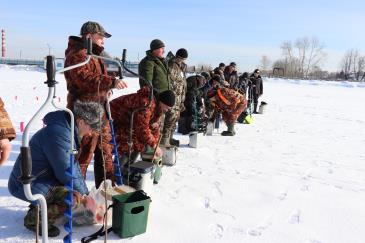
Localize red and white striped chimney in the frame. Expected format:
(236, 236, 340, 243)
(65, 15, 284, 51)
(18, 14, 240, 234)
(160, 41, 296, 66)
(1, 30, 5, 58)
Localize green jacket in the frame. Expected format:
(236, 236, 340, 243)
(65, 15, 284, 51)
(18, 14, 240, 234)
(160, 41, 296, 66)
(139, 50, 169, 92)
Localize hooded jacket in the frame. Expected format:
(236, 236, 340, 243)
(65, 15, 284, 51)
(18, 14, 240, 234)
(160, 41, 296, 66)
(8, 111, 88, 202)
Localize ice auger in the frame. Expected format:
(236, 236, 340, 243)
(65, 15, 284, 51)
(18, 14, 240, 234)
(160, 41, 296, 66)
(18, 38, 93, 243)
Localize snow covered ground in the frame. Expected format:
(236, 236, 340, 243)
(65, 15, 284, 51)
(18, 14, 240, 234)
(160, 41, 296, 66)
(0, 64, 365, 243)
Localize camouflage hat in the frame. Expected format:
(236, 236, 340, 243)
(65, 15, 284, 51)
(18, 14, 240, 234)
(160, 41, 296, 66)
(80, 21, 111, 38)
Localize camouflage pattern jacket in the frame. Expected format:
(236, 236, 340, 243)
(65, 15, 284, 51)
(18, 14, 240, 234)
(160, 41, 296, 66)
(168, 57, 187, 113)
(0, 98, 15, 141)
(110, 87, 164, 154)
(64, 36, 116, 109)
(209, 86, 247, 124)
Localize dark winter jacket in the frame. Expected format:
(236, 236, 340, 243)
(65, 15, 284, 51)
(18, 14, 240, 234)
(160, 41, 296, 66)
(224, 67, 239, 87)
(8, 111, 88, 203)
(249, 73, 263, 96)
(64, 36, 116, 110)
(213, 67, 225, 81)
(110, 86, 163, 154)
(0, 98, 16, 141)
(138, 50, 170, 92)
(180, 75, 205, 117)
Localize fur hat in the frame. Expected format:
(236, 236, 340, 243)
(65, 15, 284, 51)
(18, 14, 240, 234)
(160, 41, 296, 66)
(73, 100, 104, 130)
(176, 48, 188, 59)
(158, 90, 175, 107)
(80, 21, 111, 38)
(150, 39, 165, 51)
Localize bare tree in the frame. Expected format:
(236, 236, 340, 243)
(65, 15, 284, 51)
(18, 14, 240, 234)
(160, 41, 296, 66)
(260, 55, 271, 73)
(341, 49, 365, 81)
(341, 49, 353, 79)
(303, 38, 326, 78)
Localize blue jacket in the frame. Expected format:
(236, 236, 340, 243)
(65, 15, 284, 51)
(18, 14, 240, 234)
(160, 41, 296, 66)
(8, 111, 88, 203)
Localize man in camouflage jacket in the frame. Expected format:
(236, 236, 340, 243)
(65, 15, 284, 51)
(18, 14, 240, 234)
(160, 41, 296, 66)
(0, 97, 16, 165)
(64, 21, 127, 188)
(161, 48, 188, 146)
(207, 81, 247, 136)
(110, 87, 175, 162)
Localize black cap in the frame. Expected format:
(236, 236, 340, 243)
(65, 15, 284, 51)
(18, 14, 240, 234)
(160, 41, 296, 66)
(150, 39, 165, 51)
(230, 62, 237, 67)
(158, 90, 175, 107)
(176, 48, 188, 59)
(80, 21, 111, 38)
(219, 63, 225, 68)
(254, 68, 260, 73)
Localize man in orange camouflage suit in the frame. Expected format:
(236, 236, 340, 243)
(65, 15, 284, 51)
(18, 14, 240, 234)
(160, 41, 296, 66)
(64, 21, 127, 187)
(207, 75, 247, 136)
(0, 97, 16, 165)
(110, 87, 175, 164)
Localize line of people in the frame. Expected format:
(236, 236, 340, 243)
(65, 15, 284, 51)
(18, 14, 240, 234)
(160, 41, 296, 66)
(3, 21, 264, 237)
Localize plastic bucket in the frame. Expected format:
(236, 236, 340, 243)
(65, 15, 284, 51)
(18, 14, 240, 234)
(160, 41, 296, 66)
(112, 191, 151, 238)
(258, 101, 267, 114)
(189, 131, 198, 148)
(161, 145, 177, 166)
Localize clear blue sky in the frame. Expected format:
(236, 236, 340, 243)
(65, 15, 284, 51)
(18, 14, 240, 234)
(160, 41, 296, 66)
(2, 0, 365, 71)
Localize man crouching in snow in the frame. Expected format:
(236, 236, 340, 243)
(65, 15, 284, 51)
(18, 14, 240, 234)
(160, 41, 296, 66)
(110, 87, 175, 165)
(8, 100, 103, 237)
(207, 75, 247, 136)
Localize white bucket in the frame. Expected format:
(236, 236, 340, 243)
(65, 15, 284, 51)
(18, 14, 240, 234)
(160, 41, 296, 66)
(161, 145, 177, 166)
(206, 122, 214, 135)
(189, 131, 198, 148)
(129, 161, 155, 196)
(258, 101, 267, 114)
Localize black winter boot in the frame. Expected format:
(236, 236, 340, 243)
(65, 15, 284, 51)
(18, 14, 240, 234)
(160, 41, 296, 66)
(253, 103, 259, 114)
(169, 136, 180, 147)
(221, 124, 235, 136)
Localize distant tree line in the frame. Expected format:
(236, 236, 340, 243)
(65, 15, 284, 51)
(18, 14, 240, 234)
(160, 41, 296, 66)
(260, 36, 365, 81)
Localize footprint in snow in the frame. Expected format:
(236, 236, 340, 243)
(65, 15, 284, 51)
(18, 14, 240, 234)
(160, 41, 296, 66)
(213, 181, 223, 196)
(288, 209, 301, 224)
(300, 185, 309, 191)
(247, 228, 262, 237)
(304, 239, 322, 243)
(277, 192, 287, 201)
(247, 222, 271, 237)
(210, 224, 224, 239)
(204, 197, 210, 209)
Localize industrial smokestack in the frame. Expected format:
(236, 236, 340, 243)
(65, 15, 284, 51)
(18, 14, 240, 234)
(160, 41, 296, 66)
(1, 30, 5, 58)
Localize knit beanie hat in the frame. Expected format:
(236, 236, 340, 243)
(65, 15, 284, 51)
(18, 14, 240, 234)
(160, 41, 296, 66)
(158, 90, 175, 107)
(176, 48, 188, 59)
(150, 39, 165, 51)
(73, 100, 104, 130)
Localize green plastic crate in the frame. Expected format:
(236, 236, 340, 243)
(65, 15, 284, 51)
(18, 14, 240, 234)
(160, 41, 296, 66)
(112, 190, 151, 238)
